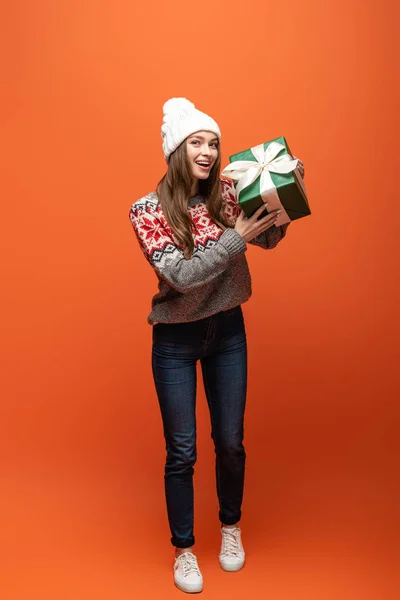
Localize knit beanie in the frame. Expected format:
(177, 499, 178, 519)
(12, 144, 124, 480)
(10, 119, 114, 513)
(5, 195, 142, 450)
(161, 98, 221, 161)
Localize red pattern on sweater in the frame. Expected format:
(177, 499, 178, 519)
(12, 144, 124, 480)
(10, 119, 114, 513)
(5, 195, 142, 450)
(130, 179, 240, 265)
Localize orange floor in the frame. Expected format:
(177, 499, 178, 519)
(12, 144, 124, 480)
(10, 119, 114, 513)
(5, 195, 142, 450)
(2, 400, 398, 600)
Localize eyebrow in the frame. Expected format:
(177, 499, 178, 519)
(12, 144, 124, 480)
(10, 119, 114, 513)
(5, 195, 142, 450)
(189, 135, 219, 142)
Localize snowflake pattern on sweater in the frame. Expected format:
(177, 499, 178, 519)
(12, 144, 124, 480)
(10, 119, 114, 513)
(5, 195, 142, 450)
(129, 178, 289, 324)
(130, 179, 283, 269)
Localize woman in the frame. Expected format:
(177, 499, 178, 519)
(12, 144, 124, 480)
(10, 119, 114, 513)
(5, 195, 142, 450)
(129, 98, 304, 594)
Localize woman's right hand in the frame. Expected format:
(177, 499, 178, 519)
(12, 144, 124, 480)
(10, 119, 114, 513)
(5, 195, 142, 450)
(234, 204, 282, 242)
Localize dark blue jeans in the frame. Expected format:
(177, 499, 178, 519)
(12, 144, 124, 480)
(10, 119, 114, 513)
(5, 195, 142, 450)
(151, 305, 247, 548)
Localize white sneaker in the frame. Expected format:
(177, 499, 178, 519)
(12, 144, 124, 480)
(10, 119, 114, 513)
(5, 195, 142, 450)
(174, 551, 203, 593)
(219, 525, 245, 572)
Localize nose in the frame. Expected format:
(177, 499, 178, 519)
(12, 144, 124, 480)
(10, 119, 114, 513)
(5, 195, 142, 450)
(200, 143, 212, 156)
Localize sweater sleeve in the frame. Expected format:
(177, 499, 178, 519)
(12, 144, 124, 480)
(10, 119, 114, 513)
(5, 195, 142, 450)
(129, 196, 247, 293)
(221, 178, 289, 249)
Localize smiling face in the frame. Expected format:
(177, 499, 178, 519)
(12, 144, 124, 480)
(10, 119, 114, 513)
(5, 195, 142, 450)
(186, 131, 220, 182)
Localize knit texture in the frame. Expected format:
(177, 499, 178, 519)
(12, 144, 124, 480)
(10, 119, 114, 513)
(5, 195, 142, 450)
(161, 98, 221, 160)
(129, 178, 289, 324)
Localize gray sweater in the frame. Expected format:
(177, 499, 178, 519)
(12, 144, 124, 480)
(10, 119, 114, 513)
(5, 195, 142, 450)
(129, 178, 289, 324)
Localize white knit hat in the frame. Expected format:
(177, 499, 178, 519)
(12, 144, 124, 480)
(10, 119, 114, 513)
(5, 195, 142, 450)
(161, 98, 221, 161)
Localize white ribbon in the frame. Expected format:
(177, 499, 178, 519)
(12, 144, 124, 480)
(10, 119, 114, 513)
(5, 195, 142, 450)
(222, 142, 299, 225)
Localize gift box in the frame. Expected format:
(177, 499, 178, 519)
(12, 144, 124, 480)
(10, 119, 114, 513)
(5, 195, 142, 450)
(222, 136, 311, 227)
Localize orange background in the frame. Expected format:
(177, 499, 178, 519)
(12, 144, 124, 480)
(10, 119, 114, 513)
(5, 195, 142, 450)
(1, 1, 399, 599)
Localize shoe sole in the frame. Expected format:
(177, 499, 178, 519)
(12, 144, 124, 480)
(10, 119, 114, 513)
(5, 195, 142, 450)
(219, 561, 245, 572)
(174, 580, 203, 594)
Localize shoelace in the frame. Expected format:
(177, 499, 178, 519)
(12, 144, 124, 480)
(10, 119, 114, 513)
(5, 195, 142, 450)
(177, 552, 200, 577)
(221, 528, 242, 557)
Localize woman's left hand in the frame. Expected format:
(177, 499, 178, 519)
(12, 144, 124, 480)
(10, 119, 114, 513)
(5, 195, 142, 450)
(293, 156, 305, 179)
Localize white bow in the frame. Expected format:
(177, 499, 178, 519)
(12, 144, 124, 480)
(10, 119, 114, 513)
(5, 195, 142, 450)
(222, 142, 300, 225)
(222, 141, 298, 200)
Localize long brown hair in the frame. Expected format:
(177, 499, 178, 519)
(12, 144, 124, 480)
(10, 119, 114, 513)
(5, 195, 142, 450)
(156, 140, 230, 259)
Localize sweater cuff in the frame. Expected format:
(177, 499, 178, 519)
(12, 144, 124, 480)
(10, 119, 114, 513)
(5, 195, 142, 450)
(219, 228, 247, 256)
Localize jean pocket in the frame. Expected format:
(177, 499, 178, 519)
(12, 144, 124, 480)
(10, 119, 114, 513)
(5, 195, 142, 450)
(152, 322, 200, 350)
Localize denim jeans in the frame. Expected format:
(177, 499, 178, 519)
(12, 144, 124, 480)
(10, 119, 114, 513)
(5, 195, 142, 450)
(151, 305, 247, 548)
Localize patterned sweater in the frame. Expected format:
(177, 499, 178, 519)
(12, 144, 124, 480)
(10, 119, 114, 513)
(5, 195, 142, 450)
(129, 178, 289, 324)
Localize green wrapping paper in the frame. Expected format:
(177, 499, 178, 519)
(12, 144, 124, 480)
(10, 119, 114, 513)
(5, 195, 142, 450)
(222, 136, 311, 226)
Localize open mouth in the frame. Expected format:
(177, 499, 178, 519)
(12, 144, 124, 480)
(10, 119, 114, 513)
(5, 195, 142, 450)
(196, 161, 212, 170)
